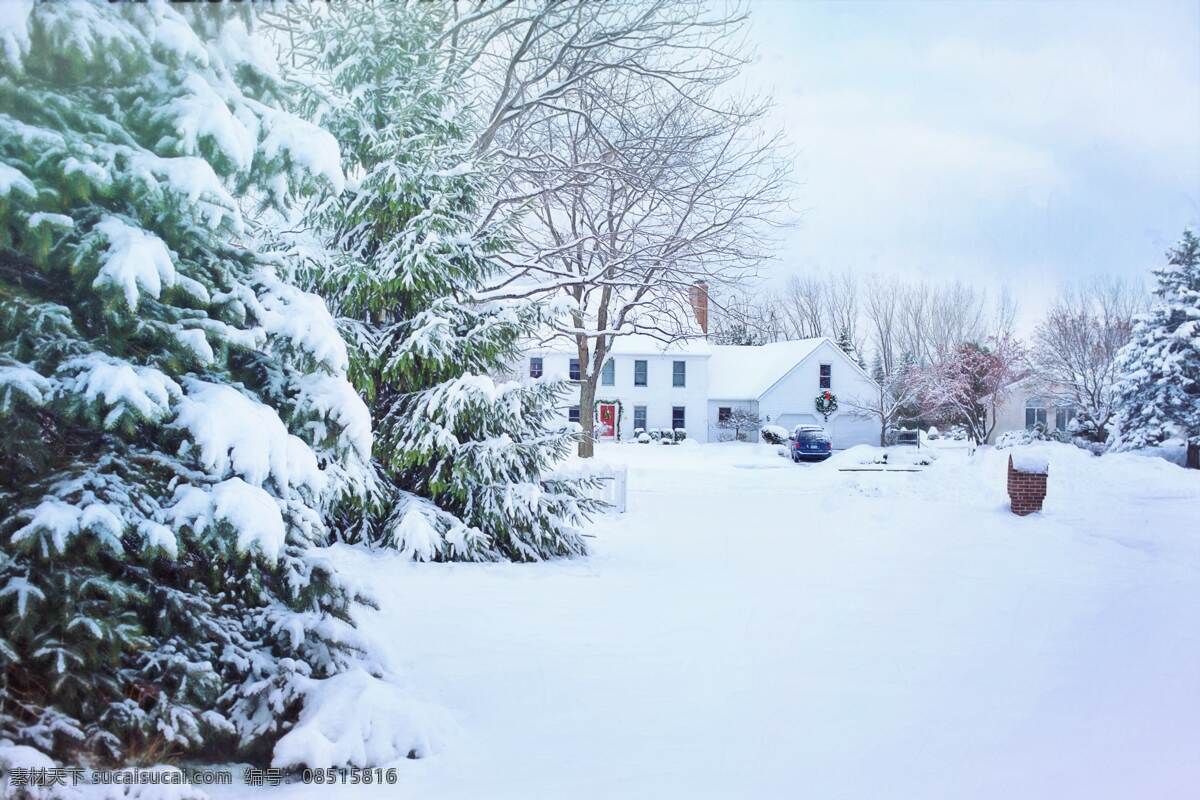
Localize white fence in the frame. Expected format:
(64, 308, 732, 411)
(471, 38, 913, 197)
(549, 461, 628, 515)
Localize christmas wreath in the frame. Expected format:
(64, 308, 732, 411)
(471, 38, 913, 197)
(814, 390, 838, 422)
(593, 398, 624, 440)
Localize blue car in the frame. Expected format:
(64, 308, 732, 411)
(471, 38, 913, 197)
(790, 425, 832, 462)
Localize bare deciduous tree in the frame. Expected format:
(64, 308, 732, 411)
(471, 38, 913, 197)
(844, 361, 920, 446)
(456, 2, 788, 456)
(1031, 277, 1144, 441)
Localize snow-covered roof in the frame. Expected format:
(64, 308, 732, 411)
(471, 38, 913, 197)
(707, 338, 827, 399)
(529, 332, 711, 357)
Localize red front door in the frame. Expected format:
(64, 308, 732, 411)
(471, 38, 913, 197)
(598, 403, 616, 438)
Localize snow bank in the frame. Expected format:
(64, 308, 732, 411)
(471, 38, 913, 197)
(272, 667, 455, 769)
(0, 746, 212, 799)
(826, 445, 936, 467)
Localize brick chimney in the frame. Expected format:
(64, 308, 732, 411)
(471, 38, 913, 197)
(688, 280, 709, 334)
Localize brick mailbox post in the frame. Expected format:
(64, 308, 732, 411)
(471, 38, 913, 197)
(1007, 454, 1048, 515)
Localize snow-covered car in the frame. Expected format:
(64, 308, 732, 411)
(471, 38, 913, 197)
(790, 426, 832, 462)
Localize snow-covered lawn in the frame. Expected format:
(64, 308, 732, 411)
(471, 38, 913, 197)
(219, 442, 1199, 799)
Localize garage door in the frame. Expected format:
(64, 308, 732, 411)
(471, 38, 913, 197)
(830, 414, 878, 448)
(776, 413, 821, 433)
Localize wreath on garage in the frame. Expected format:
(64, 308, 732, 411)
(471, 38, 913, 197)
(593, 398, 624, 440)
(814, 390, 838, 422)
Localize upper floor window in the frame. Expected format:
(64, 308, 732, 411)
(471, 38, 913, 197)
(1025, 398, 1047, 429)
(568, 405, 581, 423)
(601, 359, 615, 386)
(634, 359, 648, 387)
(529, 357, 543, 379)
(819, 363, 832, 389)
(569, 358, 580, 381)
(673, 360, 686, 387)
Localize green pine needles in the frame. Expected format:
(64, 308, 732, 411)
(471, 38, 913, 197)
(292, 2, 600, 562)
(0, 4, 376, 764)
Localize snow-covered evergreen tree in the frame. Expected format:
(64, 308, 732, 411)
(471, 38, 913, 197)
(1113, 229, 1200, 468)
(290, 3, 598, 561)
(0, 2, 404, 766)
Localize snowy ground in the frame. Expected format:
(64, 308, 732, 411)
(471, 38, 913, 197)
(216, 441, 1199, 799)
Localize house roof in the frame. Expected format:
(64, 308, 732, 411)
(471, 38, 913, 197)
(707, 338, 827, 399)
(528, 332, 712, 357)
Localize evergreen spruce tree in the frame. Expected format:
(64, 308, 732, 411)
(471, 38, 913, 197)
(292, 3, 598, 561)
(1113, 229, 1200, 468)
(0, 3, 383, 764)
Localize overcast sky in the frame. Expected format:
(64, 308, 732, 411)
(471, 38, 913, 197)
(738, 0, 1200, 329)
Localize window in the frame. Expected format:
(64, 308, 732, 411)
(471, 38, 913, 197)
(1055, 407, 1076, 432)
(672, 406, 686, 430)
(569, 358, 580, 381)
(601, 359, 615, 386)
(568, 405, 580, 423)
(634, 359, 648, 386)
(819, 363, 832, 389)
(672, 360, 686, 387)
(529, 357, 543, 378)
(633, 405, 647, 431)
(1025, 398, 1047, 429)
(718, 406, 731, 422)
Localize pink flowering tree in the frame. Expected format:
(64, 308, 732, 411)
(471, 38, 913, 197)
(915, 336, 1026, 444)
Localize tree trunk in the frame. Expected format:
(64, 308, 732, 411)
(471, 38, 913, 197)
(578, 375, 597, 458)
(1187, 441, 1200, 470)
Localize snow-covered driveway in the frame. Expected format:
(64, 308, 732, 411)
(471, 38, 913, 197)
(227, 442, 1200, 799)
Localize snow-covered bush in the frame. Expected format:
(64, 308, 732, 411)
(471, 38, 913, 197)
(926, 426, 941, 440)
(0, 2, 404, 767)
(637, 432, 651, 443)
(293, 2, 600, 561)
(649, 430, 662, 441)
(760, 425, 789, 445)
(632, 427, 646, 439)
(717, 408, 762, 442)
(673, 428, 687, 442)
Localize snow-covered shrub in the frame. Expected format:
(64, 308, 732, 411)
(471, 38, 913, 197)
(294, 2, 600, 561)
(0, 3, 393, 767)
(637, 432, 651, 443)
(718, 408, 762, 442)
(673, 428, 687, 442)
(760, 425, 789, 445)
(926, 426, 941, 440)
(996, 425, 1055, 449)
(649, 430, 662, 441)
(632, 427, 646, 439)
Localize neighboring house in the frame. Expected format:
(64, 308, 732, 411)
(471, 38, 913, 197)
(988, 376, 1081, 442)
(521, 336, 879, 447)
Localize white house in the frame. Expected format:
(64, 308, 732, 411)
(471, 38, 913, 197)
(521, 335, 880, 447)
(987, 376, 1081, 442)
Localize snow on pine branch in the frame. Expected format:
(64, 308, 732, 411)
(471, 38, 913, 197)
(91, 216, 178, 310)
